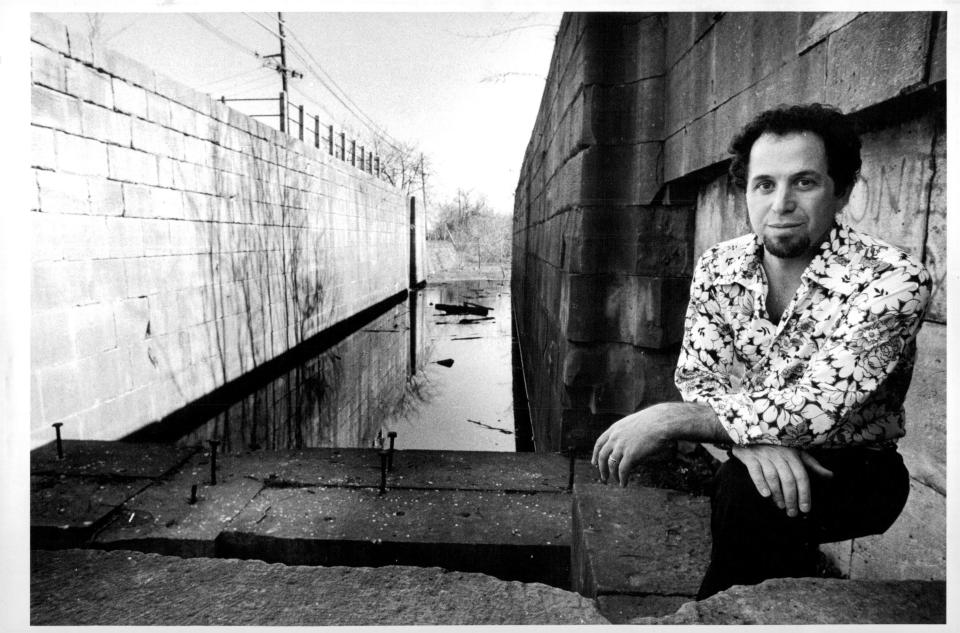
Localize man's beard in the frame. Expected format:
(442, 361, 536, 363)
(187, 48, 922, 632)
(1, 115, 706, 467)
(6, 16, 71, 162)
(763, 233, 811, 259)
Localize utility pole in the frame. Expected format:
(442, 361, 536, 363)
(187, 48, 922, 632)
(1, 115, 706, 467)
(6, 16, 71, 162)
(261, 12, 302, 133)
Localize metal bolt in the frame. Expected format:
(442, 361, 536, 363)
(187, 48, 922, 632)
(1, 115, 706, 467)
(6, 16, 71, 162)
(189, 484, 198, 505)
(208, 439, 220, 486)
(387, 431, 397, 471)
(379, 449, 389, 495)
(52, 423, 64, 460)
(568, 450, 576, 492)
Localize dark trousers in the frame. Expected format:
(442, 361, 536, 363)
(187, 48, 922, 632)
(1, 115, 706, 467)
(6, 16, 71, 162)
(696, 447, 909, 600)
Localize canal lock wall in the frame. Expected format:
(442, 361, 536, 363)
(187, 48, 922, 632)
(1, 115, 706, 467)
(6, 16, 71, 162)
(30, 14, 425, 448)
(512, 12, 945, 582)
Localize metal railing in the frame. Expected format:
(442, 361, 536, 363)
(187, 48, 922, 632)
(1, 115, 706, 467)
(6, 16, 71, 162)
(219, 92, 394, 183)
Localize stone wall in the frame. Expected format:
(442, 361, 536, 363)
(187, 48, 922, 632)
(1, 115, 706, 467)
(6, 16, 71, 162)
(513, 11, 945, 580)
(30, 14, 415, 448)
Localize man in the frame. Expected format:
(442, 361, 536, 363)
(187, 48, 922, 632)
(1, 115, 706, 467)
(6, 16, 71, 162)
(591, 103, 931, 599)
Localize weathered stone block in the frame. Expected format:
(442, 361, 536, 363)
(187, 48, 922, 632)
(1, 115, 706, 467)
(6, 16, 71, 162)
(37, 360, 87, 423)
(927, 12, 946, 85)
(95, 48, 155, 90)
(146, 92, 173, 128)
(55, 132, 109, 177)
(31, 13, 69, 52)
(112, 78, 148, 118)
(826, 13, 931, 113)
(581, 143, 663, 206)
(633, 577, 945, 625)
(797, 12, 859, 54)
(108, 146, 158, 185)
(36, 169, 89, 215)
(572, 484, 710, 598)
(31, 308, 75, 369)
(31, 41, 67, 92)
(586, 79, 664, 145)
(104, 216, 144, 259)
(31, 125, 56, 170)
(899, 323, 945, 492)
(65, 59, 113, 108)
(72, 302, 118, 359)
(32, 85, 83, 135)
(562, 273, 689, 348)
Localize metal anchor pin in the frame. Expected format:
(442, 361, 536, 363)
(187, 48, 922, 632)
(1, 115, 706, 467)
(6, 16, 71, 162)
(52, 423, 64, 460)
(387, 431, 397, 471)
(208, 439, 220, 486)
(379, 449, 389, 495)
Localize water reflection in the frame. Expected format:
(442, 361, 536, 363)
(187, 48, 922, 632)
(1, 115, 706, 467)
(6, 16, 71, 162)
(174, 279, 521, 452)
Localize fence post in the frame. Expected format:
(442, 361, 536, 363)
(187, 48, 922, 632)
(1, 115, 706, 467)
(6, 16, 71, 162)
(339, 132, 346, 160)
(351, 140, 356, 167)
(278, 91, 287, 133)
(328, 125, 334, 155)
(375, 156, 380, 177)
(359, 145, 365, 171)
(314, 115, 320, 148)
(298, 104, 304, 141)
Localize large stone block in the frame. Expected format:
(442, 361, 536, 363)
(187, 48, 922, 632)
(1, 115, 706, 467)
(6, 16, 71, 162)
(31, 307, 75, 369)
(36, 169, 89, 215)
(65, 59, 114, 109)
(899, 323, 945, 492)
(31, 41, 67, 92)
(31, 125, 56, 170)
(561, 273, 689, 348)
(825, 12, 931, 113)
(108, 146, 159, 186)
(586, 78, 664, 145)
(80, 101, 132, 146)
(581, 143, 663, 206)
(841, 111, 937, 258)
(32, 85, 83, 135)
(112, 78, 148, 118)
(55, 132, 109, 178)
(31, 13, 69, 52)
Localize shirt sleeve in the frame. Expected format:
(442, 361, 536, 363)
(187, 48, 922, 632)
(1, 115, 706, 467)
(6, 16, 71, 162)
(675, 256, 931, 448)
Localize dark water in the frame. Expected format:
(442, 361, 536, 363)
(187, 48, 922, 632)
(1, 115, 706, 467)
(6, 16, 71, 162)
(155, 279, 528, 453)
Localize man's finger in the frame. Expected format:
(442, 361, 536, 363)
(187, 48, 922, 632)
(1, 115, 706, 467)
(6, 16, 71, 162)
(591, 430, 610, 466)
(782, 452, 812, 514)
(800, 451, 834, 479)
(771, 454, 801, 517)
(739, 455, 771, 498)
(617, 454, 635, 488)
(596, 443, 613, 483)
(759, 458, 785, 510)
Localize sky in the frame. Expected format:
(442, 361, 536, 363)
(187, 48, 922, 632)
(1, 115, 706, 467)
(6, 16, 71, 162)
(46, 11, 563, 216)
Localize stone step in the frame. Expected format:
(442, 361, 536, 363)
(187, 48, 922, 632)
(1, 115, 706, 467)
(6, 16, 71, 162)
(571, 483, 712, 622)
(30, 548, 608, 626)
(630, 577, 946, 625)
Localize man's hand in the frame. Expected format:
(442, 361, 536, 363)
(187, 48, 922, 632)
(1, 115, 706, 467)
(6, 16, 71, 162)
(591, 408, 673, 486)
(591, 402, 729, 486)
(731, 445, 834, 516)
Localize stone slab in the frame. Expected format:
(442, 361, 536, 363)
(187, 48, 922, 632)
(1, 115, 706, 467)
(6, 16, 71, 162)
(31, 440, 197, 479)
(30, 548, 608, 626)
(572, 483, 710, 598)
(598, 593, 691, 623)
(92, 452, 265, 558)
(631, 577, 946, 625)
(220, 486, 571, 586)
(220, 447, 595, 492)
(31, 474, 154, 548)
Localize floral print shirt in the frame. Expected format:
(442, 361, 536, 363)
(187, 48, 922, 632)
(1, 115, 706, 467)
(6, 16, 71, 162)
(675, 223, 931, 449)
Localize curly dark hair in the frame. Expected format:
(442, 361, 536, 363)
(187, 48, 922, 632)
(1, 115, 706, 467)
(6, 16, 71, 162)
(728, 103, 862, 197)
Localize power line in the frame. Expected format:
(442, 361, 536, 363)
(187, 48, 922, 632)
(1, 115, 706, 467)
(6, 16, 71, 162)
(186, 14, 261, 60)
(242, 12, 402, 153)
(205, 65, 269, 89)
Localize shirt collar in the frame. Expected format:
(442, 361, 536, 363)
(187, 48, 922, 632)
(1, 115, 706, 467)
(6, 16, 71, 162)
(711, 222, 860, 297)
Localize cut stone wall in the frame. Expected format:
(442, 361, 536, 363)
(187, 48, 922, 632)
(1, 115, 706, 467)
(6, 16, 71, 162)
(513, 11, 945, 580)
(30, 14, 413, 448)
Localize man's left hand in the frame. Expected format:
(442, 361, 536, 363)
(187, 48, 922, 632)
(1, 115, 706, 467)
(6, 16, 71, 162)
(731, 444, 834, 517)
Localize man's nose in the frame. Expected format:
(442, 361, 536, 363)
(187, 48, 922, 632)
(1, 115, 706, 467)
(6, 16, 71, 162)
(771, 184, 796, 213)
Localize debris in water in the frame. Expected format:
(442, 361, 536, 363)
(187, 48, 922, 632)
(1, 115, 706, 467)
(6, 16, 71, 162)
(458, 316, 494, 324)
(450, 336, 482, 341)
(466, 418, 513, 435)
(434, 302, 491, 317)
(435, 358, 455, 368)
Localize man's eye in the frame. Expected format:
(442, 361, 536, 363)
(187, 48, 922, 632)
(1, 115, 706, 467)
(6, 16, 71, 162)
(796, 178, 816, 188)
(754, 181, 774, 192)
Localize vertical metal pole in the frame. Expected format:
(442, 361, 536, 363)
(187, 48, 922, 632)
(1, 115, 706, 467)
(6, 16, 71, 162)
(350, 140, 356, 166)
(328, 124, 334, 155)
(339, 132, 345, 160)
(278, 91, 286, 134)
(409, 196, 417, 288)
(359, 145, 365, 171)
(278, 13, 289, 94)
(314, 115, 320, 148)
(298, 104, 304, 141)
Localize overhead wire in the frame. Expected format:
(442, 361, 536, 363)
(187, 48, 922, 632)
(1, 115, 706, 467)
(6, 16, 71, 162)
(205, 65, 270, 89)
(241, 12, 402, 153)
(186, 14, 261, 60)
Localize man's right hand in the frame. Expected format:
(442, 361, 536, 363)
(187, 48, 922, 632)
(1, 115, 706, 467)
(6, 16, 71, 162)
(730, 445, 834, 517)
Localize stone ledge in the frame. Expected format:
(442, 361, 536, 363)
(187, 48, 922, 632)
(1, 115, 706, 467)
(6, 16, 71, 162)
(30, 548, 608, 626)
(630, 577, 946, 625)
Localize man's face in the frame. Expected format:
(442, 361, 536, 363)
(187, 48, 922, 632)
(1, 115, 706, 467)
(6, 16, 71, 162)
(745, 132, 849, 260)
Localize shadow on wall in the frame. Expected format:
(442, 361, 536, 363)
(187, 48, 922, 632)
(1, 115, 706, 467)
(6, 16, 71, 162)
(186, 136, 340, 452)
